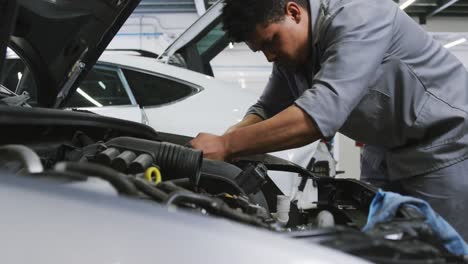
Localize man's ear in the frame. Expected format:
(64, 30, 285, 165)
(285, 2, 303, 23)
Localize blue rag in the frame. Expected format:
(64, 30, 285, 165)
(362, 190, 468, 256)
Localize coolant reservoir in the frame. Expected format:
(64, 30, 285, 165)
(275, 195, 291, 226)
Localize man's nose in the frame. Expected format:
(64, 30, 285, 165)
(263, 50, 277, 62)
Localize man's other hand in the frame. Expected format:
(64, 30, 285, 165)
(190, 133, 230, 161)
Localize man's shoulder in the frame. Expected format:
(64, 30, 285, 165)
(316, 0, 397, 40)
(322, 0, 397, 24)
(327, 0, 395, 11)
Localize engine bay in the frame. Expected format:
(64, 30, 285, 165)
(0, 106, 465, 263)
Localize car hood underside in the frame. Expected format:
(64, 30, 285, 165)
(8, 0, 140, 107)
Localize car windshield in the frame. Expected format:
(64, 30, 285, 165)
(195, 23, 226, 57)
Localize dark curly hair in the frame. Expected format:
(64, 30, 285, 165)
(222, 0, 309, 43)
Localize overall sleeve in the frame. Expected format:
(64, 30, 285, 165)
(295, 1, 396, 138)
(246, 63, 295, 120)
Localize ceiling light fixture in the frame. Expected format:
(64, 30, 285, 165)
(77, 88, 103, 107)
(400, 0, 416, 10)
(98, 81, 107, 90)
(444, 38, 467, 49)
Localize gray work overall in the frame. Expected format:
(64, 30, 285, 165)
(247, 0, 468, 239)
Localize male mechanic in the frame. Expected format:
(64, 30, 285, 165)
(190, 0, 468, 238)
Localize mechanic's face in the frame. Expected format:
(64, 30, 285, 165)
(246, 2, 310, 70)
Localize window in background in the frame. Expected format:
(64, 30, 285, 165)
(122, 69, 197, 107)
(66, 66, 131, 108)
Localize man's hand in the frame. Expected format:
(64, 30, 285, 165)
(191, 105, 321, 162)
(190, 133, 230, 161)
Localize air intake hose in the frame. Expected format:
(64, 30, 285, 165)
(103, 137, 202, 185)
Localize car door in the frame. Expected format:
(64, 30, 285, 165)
(64, 64, 144, 124)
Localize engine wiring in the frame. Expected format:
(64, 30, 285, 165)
(51, 159, 272, 229)
(0, 138, 465, 263)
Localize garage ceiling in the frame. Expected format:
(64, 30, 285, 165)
(403, 0, 468, 23)
(134, 0, 468, 24)
(134, 0, 217, 13)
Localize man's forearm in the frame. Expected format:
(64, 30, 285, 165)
(225, 114, 264, 134)
(223, 105, 321, 159)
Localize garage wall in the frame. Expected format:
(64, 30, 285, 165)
(421, 17, 468, 33)
(108, 13, 199, 53)
(211, 43, 272, 95)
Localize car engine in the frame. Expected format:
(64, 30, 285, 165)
(0, 106, 466, 263)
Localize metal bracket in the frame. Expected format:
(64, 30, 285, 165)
(53, 49, 88, 108)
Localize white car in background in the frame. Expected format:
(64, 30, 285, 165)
(70, 53, 252, 139)
(3, 48, 320, 195)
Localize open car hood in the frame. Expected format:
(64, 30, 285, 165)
(8, 0, 140, 107)
(159, 0, 227, 77)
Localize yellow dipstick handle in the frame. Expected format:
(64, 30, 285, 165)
(145, 167, 162, 184)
